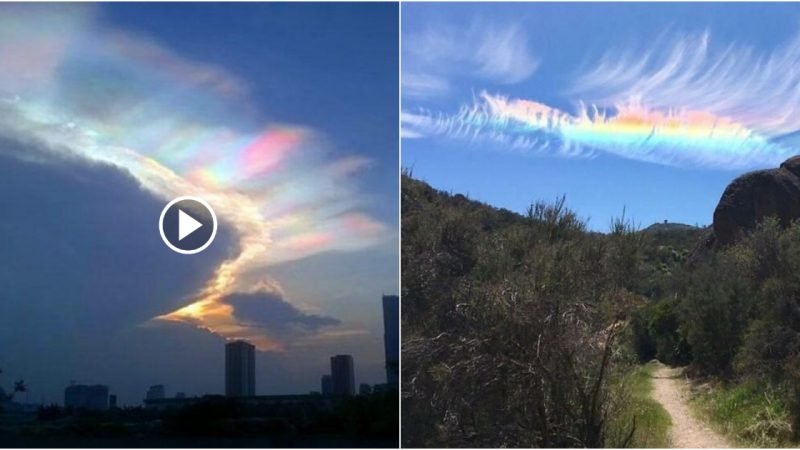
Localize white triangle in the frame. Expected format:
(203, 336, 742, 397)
(178, 209, 203, 241)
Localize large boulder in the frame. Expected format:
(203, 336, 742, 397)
(689, 156, 800, 263)
(713, 156, 800, 245)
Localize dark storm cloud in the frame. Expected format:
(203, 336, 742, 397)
(0, 136, 238, 404)
(223, 291, 341, 339)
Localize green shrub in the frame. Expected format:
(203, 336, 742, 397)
(692, 379, 792, 447)
(402, 175, 648, 447)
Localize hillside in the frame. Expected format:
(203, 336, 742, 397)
(642, 222, 699, 233)
(402, 174, 660, 447)
(402, 166, 800, 447)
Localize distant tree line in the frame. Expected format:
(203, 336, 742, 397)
(3, 388, 397, 446)
(0, 368, 28, 413)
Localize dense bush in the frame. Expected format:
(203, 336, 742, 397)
(401, 175, 647, 447)
(677, 219, 800, 379)
(630, 298, 691, 366)
(646, 218, 800, 442)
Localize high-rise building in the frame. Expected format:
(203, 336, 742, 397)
(146, 384, 165, 401)
(382, 294, 399, 386)
(64, 385, 109, 410)
(226, 340, 255, 397)
(321, 374, 333, 396)
(330, 354, 355, 396)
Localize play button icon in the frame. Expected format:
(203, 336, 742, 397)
(178, 210, 203, 241)
(159, 196, 217, 254)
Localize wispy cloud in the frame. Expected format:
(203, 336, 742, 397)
(401, 106, 546, 155)
(403, 20, 539, 99)
(0, 5, 389, 350)
(403, 91, 794, 169)
(571, 29, 800, 136)
(402, 73, 451, 100)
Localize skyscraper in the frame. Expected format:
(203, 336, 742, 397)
(145, 384, 165, 401)
(321, 374, 333, 396)
(382, 294, 399, 386)
(225, 340, 255, 397)
(330, 354, 355, 396)
(64, 385, 109, 410)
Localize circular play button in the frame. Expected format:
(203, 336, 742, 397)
(159, 196, 217, 254)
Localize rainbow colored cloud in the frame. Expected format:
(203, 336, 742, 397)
(404, 92, 794, 169)
(0, 5, 388, 350)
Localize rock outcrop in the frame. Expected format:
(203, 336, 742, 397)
(713, 156, 800, 246)
(689, 156, 800, 262)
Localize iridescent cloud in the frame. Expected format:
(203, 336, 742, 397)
(403, 91, 795, 168)
(0, 5, 388, 350)
(571, 30, 800, 136)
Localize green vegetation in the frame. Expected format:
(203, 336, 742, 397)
(636, 218, 800, 445)
(691, 379, 792, 447)
(401, 174, 685, 447)
(607, 362, 671, 448)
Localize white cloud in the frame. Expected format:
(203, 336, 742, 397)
(403, 20, 539, 99)
(402, 72, 450, 99)
(400, 102, 557, 157)
(472, 25, 540, 83)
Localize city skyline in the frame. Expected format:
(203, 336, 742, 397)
(0, 292, 397, 408)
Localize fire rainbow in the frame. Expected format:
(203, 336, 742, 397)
(406, 92, 795, 168)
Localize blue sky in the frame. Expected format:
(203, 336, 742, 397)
(0, 3, 397, 405)
(402, 2, 800, 230)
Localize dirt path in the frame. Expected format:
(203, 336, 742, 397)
(651, 364, 732, 448)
